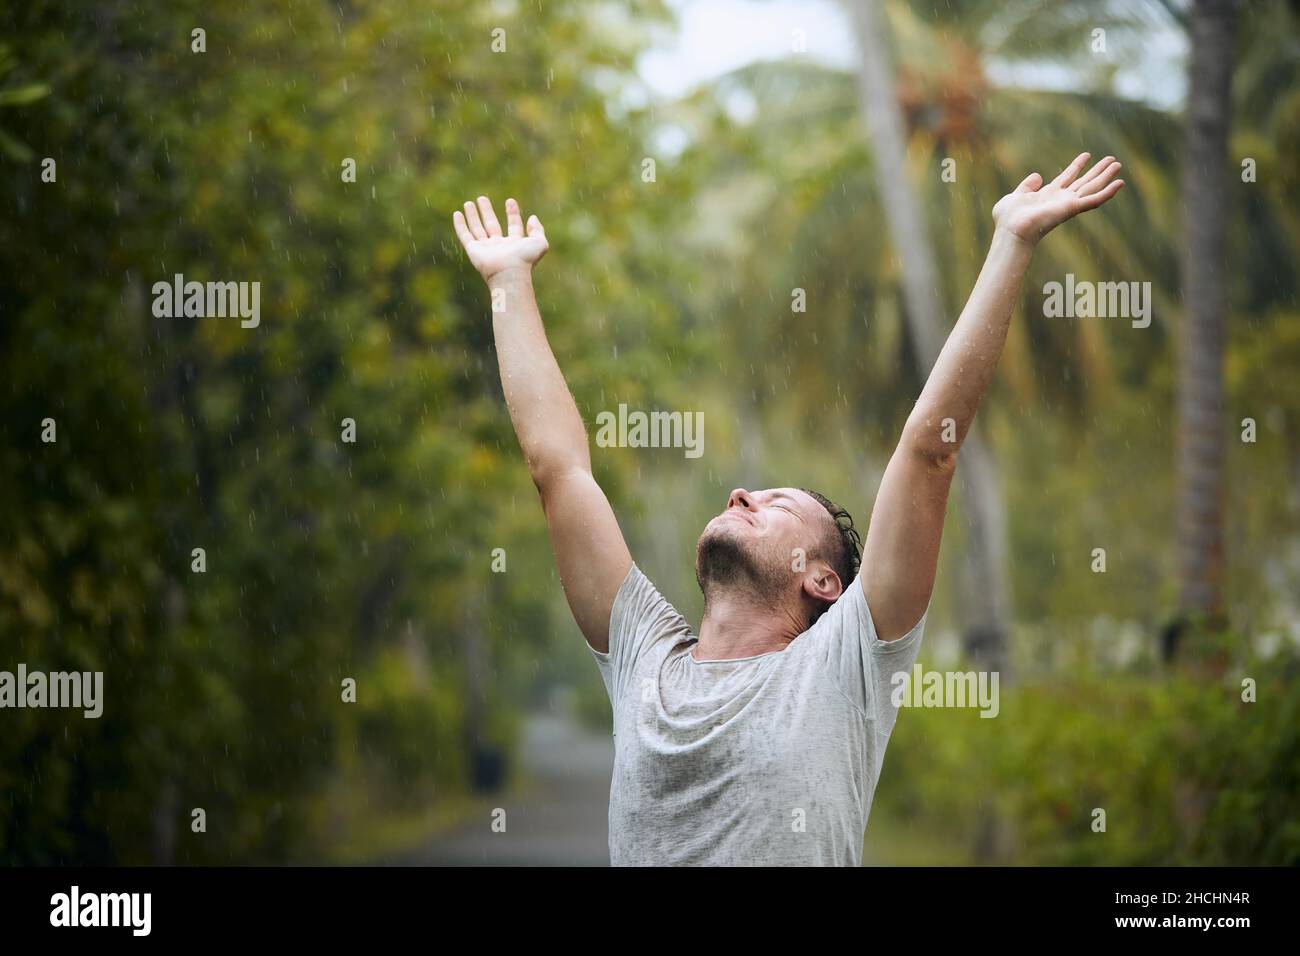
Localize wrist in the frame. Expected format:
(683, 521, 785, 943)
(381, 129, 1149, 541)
(992, 224, 1038, 254)
(485, 264, 534, 287)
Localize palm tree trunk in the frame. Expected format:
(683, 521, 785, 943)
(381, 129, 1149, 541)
(1176, 0, 1235, 629)
(848, 0, 1011, 675)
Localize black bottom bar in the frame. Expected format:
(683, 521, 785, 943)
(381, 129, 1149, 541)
(0, 865, 1290, 941)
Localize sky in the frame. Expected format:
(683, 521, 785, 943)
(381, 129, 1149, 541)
(637, 0, 857, 99)
(635, 0, 1188, 109)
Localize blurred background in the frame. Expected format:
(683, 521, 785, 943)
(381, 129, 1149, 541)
(1, 0, 1297, 865)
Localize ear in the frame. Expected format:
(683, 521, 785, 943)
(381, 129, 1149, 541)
(802, 562, 843, 605)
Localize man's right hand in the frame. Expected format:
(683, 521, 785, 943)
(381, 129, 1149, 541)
(452, 196, 549, 281)
(449, 192, 631, 655)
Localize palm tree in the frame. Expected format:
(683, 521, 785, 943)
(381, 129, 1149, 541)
(1175, 0, 1236, 632)
(848, 0, 1012, 672)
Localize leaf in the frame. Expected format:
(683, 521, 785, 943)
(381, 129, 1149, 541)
(0, 83, 49, 106)
(0, 126, 34, 161)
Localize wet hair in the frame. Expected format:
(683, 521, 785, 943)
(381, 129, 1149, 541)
(799, 488, 862, 624)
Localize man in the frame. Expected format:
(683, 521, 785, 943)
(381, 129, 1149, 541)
(451, 152, 1124, 865)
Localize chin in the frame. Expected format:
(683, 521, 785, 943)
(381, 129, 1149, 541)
(695, 524, 763, 592)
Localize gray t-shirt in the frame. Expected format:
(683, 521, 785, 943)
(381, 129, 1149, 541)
(589, 562, 926, 866)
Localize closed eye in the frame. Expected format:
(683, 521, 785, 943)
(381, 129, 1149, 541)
(769, 499, 804, 522)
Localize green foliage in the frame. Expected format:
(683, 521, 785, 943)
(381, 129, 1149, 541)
(0, 0, 699, 863)
(876, 639, 1300, 865)
(1, 0, 1297, 867)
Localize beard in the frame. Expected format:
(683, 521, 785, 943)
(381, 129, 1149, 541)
(695, 522, 784, 604)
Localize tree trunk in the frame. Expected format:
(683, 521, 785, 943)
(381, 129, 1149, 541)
(848, 0, 1011, 675)
(1176, 0, 1235, 632)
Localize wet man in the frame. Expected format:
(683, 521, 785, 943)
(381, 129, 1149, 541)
(452, 152, 1123, 865)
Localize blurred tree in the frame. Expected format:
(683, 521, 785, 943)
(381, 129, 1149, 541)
(0, 0, 701, 863)
(849, 0, 1011, 674)
(1175, 0, 1237, 641)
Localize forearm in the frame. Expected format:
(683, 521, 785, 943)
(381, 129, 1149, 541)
(488, 266, 590, 483)
(902, 227, 1034, 461)
(861, 153, 1123, 640)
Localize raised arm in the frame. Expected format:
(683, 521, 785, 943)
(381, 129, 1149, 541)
(453, 196, 632, 653)
(861, 153, 1124, 641)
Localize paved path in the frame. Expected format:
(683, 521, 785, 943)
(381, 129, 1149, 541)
(388, 704, 614, 866)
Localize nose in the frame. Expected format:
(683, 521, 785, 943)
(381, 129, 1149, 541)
(727, 488, 755, 511)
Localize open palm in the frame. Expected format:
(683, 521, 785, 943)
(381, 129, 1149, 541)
(453, 196, 549, 280)
(992, 153, 1124, 243)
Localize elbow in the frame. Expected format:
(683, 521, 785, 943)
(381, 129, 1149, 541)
(925, 447, 960, 474)
(900, 418, 960, 473)
(913, 444, 959, 475)
(527, 453, 590, 495)
(528, 459, 562, 493)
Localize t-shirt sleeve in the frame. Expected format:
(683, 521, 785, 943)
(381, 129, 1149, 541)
(588, 562, 693, 706)
(808, 576, 927, 728)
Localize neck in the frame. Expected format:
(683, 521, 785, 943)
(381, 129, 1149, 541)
(694, 585, 806, 661)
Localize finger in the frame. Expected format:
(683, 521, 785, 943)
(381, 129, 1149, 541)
(1076, 161, 1121, 197)
(526, 213, 545, 238)
(1015, 171, 1043, 193)
(1051, 151, 1091, 188)
(452, 210, 475, 247)
(1077, 178, 1124, 209)
(463, 200, 487, 240)
(476, 196, 503, 238)
(1071, 155, 1116, 192)
(505, 198, 524, 238)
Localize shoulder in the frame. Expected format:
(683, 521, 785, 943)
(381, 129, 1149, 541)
(596, 562, 692, 662)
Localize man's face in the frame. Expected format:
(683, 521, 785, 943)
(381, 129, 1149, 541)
(695, 487, 840, 603)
